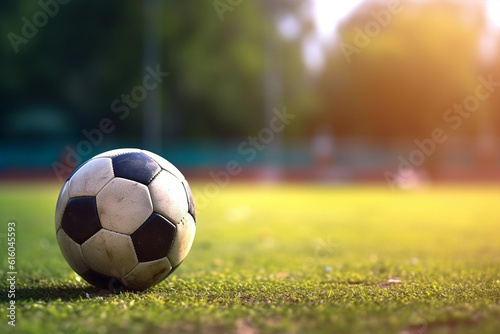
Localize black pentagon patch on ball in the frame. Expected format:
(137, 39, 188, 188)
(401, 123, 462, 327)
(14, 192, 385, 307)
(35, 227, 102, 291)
(80, 269, 124, 293)
(61, 197, 102, 244)
(112, 152, 161, 185)
(182, 180, 196, 222)
(131, 213, 176, 262)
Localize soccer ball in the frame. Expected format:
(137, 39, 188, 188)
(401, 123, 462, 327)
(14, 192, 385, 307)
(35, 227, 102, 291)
(55, 148, 196, 292)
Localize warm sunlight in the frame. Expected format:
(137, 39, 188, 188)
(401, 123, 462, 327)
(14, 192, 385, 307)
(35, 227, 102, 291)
(312, 0, 364, 40)
(306, 0, 500, 69)
(312, 0, 500, 40)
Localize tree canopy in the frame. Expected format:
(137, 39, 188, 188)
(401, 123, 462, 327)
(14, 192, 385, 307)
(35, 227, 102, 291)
(1, 0, 499, 144)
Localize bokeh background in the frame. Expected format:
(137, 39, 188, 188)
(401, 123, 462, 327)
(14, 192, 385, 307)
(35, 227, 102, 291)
(1, 0, 500, 187)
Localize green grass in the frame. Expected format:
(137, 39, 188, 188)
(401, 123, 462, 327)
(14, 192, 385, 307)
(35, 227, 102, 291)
(1, 181, 499, 333)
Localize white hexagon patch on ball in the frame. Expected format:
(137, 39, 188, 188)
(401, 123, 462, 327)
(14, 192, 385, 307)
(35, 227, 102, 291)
(55, 148, 196, 292)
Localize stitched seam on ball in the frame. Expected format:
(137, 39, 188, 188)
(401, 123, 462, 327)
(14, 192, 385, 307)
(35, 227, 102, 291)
(109, 152, 130, 176)
(166, 214, 187, 256)
(148, 169, 162, 184)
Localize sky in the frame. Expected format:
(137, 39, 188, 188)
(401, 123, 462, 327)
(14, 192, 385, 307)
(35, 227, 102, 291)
(312, 0, 365, 40)
(303, 0, 364, 70)
(312, 0, 500, 39)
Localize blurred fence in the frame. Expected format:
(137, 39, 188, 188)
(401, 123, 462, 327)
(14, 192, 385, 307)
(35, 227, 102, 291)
(1, 137, 499, 182)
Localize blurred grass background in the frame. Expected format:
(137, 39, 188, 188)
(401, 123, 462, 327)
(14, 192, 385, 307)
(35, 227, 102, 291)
(0, 183, 499, 333)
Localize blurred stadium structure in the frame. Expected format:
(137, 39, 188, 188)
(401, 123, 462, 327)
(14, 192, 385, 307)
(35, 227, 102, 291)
(1, 0, 500, 184)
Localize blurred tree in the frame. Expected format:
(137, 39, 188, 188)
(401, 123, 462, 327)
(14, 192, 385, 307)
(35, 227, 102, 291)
(159, 0, 317, 140)
(318, 0, 488, 139)
(0, 0, 316, 143)
(0, 0, 144, 133)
